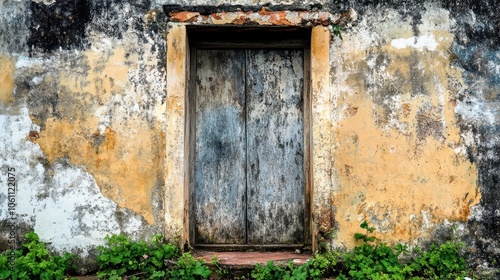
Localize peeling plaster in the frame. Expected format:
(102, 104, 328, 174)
(0, 109, 120, 254)
(0, 108, 162, 271)
(33, 162, 121, 257)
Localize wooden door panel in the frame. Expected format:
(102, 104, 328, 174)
(194, 49, 247, 244)
(245, 49, 305, 244)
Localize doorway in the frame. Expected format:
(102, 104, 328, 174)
(188, 28, 311, 247)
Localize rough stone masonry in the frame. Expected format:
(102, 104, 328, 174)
(0, 0, 499, 275)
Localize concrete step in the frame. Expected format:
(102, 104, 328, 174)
(193, 250, 312, 279)
(72, 251, 312, 279)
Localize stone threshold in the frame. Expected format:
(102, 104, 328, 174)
(72, 250, 312, 279)
(193, 250, 312, 269)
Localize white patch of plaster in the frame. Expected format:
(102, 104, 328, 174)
(420, 210, 432, 230)
(487, 60, 500, 78)
(348, 8, 358, 23)
(391, 35, 439, 52)
(452, 145, 467, 157)
(31, 76, 43, 85)
(15, 55, 45, 68)
(122, 215, 144, 237)
(90, 37, 114, 52)
(366, 54, 376, 69)
(0, 107, 46, 222)
(494, 209, 500, 217)
(469, 205, 484, 221)
(94, 105, 111, 134)
(461, 130, 476, 147)
(455, 94, 497, 125)
(30, 123, 40, 133)
(31, 0, 56, 5)
(34, 162, 121, 256)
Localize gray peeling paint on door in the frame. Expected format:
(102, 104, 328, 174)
(194, 49, 305, 244)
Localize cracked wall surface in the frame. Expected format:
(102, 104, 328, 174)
(0, 0, 499, 274)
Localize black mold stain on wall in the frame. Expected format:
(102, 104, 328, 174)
(349, 0, 500, 43)
(444, 0, 500, 48)
(347, 0, 427, 37)
(447, 0, 500, 267)
(88, 0, 151, 40)
(467, 136, 500, 266)
(456, 54, 500, 267)
(28, 0, 90, 52)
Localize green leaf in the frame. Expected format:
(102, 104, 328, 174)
(366, 236, 376, 242)
(360, 221, 369, 230)
(110, 255, 122, 264)
(354, 233, 366, 240)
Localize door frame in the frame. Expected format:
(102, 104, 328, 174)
(165, 23, 331, 253)
(186, 26, 312, 249)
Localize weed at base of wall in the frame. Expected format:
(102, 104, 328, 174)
(0, 231, 76, 280)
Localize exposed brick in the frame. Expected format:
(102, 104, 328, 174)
(170, 11, 200, 22)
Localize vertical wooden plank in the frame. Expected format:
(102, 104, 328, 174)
(246, 49, 305, 244)
(194, 49, 246, 244)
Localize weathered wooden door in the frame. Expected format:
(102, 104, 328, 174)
(193, 48, 305, 245)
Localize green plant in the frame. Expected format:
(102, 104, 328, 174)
(342, 221, 405, 279)
(353, 221, 376, 242)
(306, 251, 340, 279)
(251, 261, 290, 280)
(250, 251, 340, 280)
(409, 241, 468, 279)
(339, 221, 471, 280)
(166, 252, 211, 280)
(0, 231, 76, 280)
(332, 24, 342, 40)
(210, 256, 228, 278)
(96, 234, 211, 280)
(96, 233, 178, 279)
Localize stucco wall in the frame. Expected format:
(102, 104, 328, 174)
(0, 0, 498, 274)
